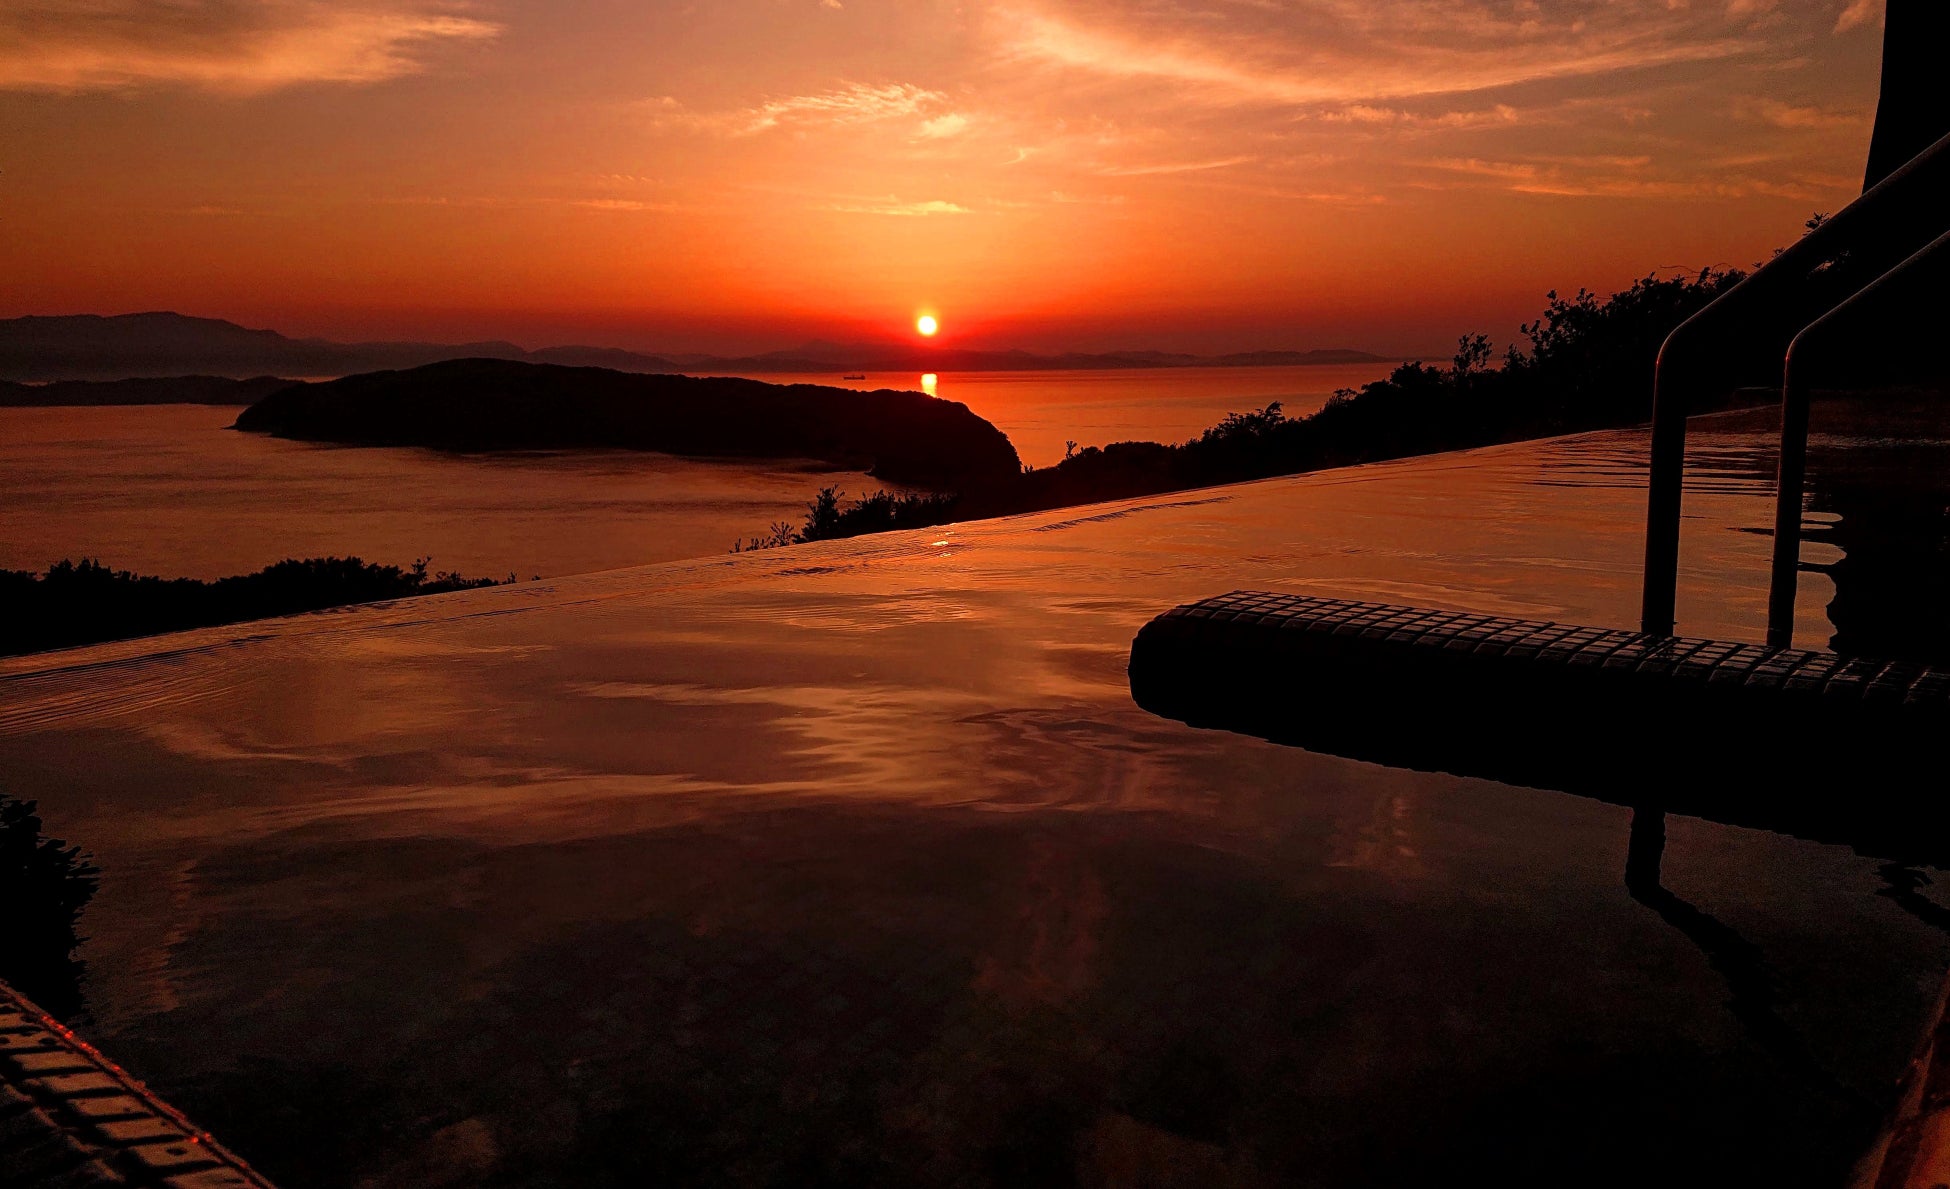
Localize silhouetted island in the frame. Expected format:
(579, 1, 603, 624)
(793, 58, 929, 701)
(233, 358, 1024, 489)
(0, 374, 295, 407)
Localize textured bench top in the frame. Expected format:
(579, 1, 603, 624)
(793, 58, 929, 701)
(1128, 592, 1950, 864)
(0, 982, 275, 1189)
(1133, 591, 1950, 710)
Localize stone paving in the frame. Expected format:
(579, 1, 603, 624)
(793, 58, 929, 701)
(0, 983, 273, 1189)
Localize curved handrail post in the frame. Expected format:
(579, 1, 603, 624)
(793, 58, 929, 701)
(1764, 228, 1950, 649)
(1778, 331, 1817, 647)
(1638, 128, 1950, 637)
(1767, 335, 1814, 648)
(1641, 338, 1694, 636)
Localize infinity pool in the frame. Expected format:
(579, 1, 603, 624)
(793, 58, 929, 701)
(3, 405, 1945, 1187)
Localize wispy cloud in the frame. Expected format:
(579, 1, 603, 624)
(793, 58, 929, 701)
(1834, 0, 1880, 33)
(380, 193, 687, 213)
(1426, 157, 1544, 183)
(654, 82, 955, 136)
(0, 1, 500, 93)
(1531, 154, 1656, 169)
(1422, 153, 1830, 201)
(1313, 103, 1525, 130)
(1099, 154, 1256, 177)
(916, 112, 971, 138)
(571, 198, 678, 212)
(825, 197, 970, 215)
(744, 82, 943, 132)
(1734, 96, 1865, 129)
(993, 2, 1758, 108)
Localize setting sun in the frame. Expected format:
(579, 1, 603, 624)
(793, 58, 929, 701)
(916, 315, 939, 337)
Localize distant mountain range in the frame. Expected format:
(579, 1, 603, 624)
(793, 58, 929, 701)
(0, 312, 1393, 384)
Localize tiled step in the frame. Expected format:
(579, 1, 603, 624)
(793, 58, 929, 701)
(0, 984, 274, 1189)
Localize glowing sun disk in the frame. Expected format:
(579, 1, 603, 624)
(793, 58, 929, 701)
(916, 315, 939, 337)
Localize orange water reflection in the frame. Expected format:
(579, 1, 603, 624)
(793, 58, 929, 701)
(0, 404, 873, 581)
(0, 408, 1937, 1186)
(727, 363, 1400, 466)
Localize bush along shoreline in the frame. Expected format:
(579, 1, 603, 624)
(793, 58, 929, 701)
(0, 793, 100, 1021)
(0, 556, 514, 658)
(737, 268, 1753, 550)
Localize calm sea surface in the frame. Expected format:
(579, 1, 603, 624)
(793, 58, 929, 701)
(0, 363, 1397, 579)
(746, 362, 1400, 467)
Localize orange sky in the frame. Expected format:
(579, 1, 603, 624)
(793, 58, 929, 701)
(0, 1, 1888, 355)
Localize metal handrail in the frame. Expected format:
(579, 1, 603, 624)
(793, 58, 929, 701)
(1762, 227, 1950, 649)
(1640, 128, 1950, 636)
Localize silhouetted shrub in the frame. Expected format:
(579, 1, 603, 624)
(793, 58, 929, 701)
(0, 794, 100, 1020)
(0, 556, 510, 657)
(1504, 267, 1747, 429)
(732, 488, 961, 550)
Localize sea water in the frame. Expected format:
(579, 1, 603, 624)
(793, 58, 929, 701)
(0, 363, 1397, 579)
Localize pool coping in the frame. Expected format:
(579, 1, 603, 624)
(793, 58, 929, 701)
(0, 981, 276, 1188)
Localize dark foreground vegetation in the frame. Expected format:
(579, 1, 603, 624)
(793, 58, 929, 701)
(0, 793, 99, 1021)
(744, 267, 1755, 548)
(0, 557, 510, 657)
